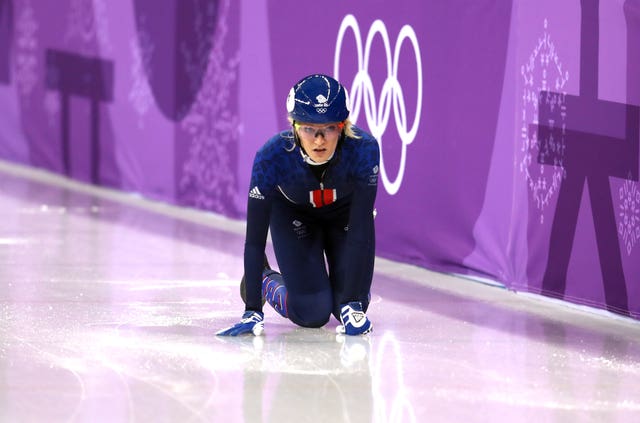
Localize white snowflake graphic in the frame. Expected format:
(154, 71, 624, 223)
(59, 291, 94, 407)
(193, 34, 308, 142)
(618, 180, 640, 255)
(519, 19, 570, 224)
(64, 0, 112, 54)
(179, 0, 240, 214)
(14, 0, 38, 97)
(128, 22, 154, 127)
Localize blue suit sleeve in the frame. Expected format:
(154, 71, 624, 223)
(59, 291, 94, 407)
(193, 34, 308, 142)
(243, 149, 277, 311)
(343, 136, 380, 301)
(244, 198, 270, 311)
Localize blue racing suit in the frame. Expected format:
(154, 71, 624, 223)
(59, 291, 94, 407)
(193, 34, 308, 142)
(243, 126, 380, 326)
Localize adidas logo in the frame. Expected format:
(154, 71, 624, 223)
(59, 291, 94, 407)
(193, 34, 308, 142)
(352, 311, 365, 324)
(249, 186, 265, 200)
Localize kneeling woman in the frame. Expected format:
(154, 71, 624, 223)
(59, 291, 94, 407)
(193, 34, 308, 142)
(218, 74, 380, 336)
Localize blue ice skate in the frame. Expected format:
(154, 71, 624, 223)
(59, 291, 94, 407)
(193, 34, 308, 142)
(337, 301, 372, 335)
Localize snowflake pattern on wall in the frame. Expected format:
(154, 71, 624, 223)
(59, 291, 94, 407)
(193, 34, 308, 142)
(177, 1, 217, 121)
(179, 0, 240, 214)
(65, 0, 112, 54)
(519, 19, 570, 224)
(128, 18, 154, 127)
(618, 179, 640, 255)
(14, 0, 38, 97)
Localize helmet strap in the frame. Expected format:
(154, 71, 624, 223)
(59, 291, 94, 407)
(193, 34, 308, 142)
(300, 148, 334, 166)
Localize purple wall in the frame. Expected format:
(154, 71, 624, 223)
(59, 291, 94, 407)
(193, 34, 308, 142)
(0, 0, 638, 319)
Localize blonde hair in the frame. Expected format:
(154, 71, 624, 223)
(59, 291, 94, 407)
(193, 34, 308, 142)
(287, 117, 361, 139)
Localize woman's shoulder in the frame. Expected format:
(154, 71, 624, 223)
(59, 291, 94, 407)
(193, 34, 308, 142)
(345, 125, 379, 151)
(257, 130, 296, 156)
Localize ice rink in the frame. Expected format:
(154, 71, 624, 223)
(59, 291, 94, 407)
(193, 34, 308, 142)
(1, 159, 639, 423)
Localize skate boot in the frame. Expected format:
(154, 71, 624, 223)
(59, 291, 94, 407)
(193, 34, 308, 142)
(336, 301, 372, 335)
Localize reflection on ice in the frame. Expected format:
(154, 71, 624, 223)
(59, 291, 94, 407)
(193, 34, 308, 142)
(372, 332, 416, 423)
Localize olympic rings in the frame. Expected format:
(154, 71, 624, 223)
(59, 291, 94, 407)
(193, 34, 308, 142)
(334, 14, 423, 195)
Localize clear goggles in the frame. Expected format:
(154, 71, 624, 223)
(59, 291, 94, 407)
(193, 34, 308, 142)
(295, 122, 345, 138)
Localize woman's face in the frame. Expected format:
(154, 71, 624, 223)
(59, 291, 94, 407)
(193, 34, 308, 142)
(295, 122, 344, 163)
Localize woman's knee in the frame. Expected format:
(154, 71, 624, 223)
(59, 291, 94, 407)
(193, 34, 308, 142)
(290, 311, 331, 328)
(287, 292, 333, 328)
